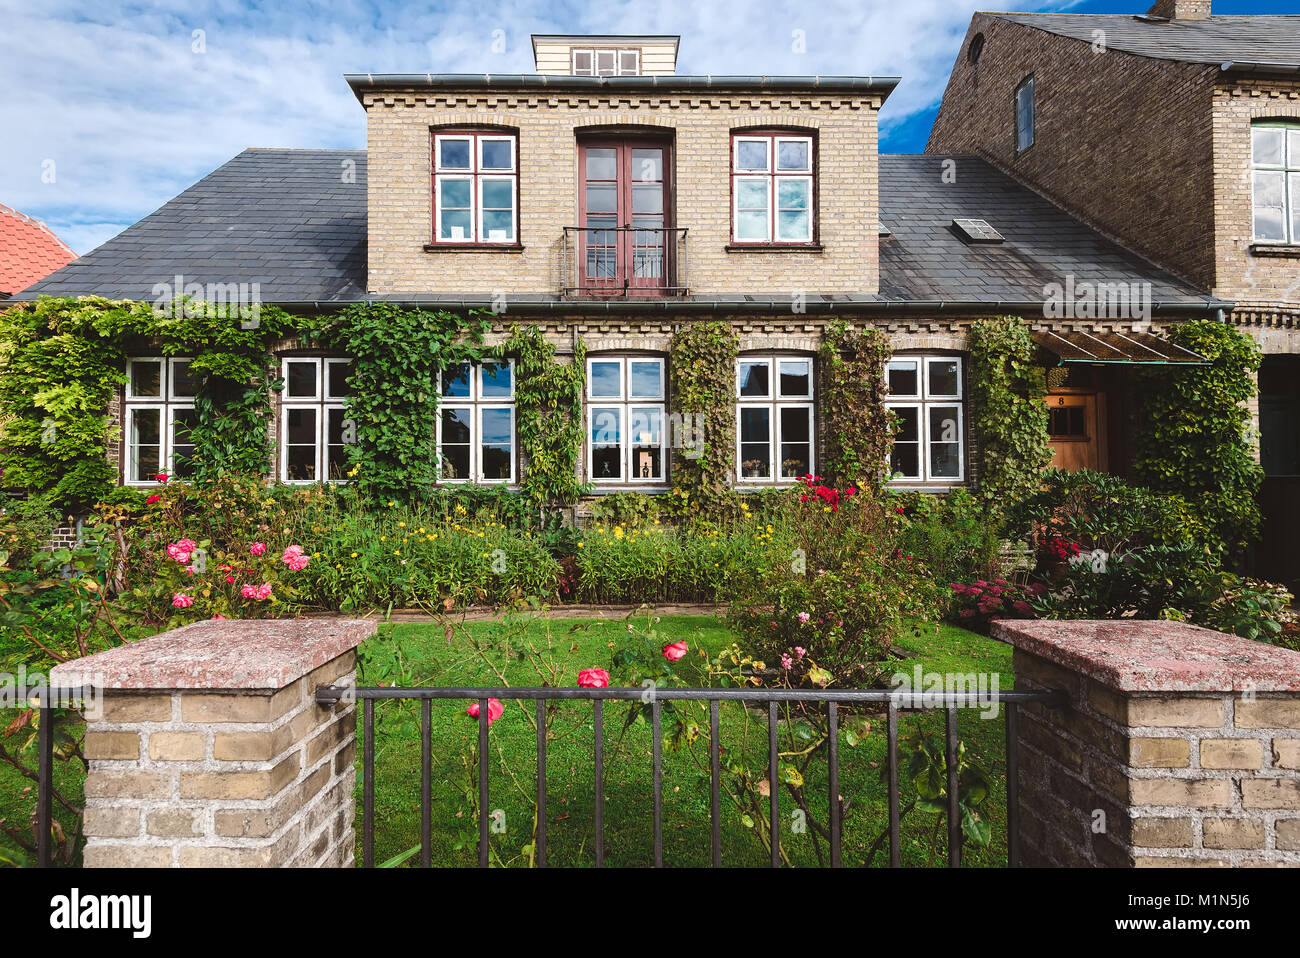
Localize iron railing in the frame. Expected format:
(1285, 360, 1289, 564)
(561, 226, 689, 297)
(313, 684, 1065, 869)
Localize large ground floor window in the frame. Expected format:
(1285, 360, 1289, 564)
(280, 357, 353, 483)
(586, 356, 666, 484)
(124, 357, 197, 484)
(736, 355, 814, 483)
(438, 360, 516, 483)
(885, 354, 964, 483)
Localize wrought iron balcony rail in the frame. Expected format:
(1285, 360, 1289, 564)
(561, 225, 689, 297)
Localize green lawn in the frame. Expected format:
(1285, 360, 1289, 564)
(358, 614, 1016, 868)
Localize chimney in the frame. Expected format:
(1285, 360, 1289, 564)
(1145, 0, 1211, 19)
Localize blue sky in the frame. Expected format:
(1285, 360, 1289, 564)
(0, 0, 1292, 254)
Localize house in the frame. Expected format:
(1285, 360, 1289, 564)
(12, 33, 1220, 508)
(0, 203, 76, 299)
(927, 0, 1300, 590)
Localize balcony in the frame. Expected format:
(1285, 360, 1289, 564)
(562, 226, 689, 298)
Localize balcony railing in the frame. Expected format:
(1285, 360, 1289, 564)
(562, 226, 689, 297)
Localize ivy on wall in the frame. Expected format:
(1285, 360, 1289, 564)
(967, 316, 1052, 510)
(668, 320, 739, 519)
(305, 302, 492, 505)
(817, 322, 894, 491)
(509, 326, 588, 509)
(0, 297, 298, 511)
(1132, 319, 1263, 558)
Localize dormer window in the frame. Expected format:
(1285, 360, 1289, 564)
(432, 130, 518, 245)
(571, 48, 640, 76)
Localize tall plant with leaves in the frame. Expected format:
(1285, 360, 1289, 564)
(818, 322, 894, 491)
(509, 326, 588, 510)
(967, 317, 1052, 514)
(1132, 319, 1263, 558)
(668, 321, 739, 520)
(305, 303, 491, 505)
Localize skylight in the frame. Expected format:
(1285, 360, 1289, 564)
(951, 218, 1005, 244)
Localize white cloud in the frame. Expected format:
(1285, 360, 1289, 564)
(0, 0, 1067, 254)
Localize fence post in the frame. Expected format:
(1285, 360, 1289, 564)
(50, 619, 373, 868)
(993, 619, 1300, 867)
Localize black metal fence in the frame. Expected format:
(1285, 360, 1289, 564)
(314, 684, 1064, 869)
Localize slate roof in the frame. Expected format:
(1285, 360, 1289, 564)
(14, 148, 1217, 311)
(990, 14, 1300, 67)
(0, 204, 77, 295)
(16, 149, 367, 303)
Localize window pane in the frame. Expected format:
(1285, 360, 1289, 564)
(619, 50, 639, 75)
(777, 178, 809, 210)
(482, 210, 513, 241)
(1292, 172, 1300, 243)
(738, 361, 770, 398)
(480, 139, 513, 170)
(1290, 129, 1300, 167)
(481, 408, 512, 480)
(326, 408, 349, 480)
(130, 361, 162, 398)
(130, 408, 161, 480)
(132, 408, 161, 446)
(286, 407, 317, 445)
(735, 140, 769, 172)
(482, 179, 514, 209)
(481, 362, 512, 398)
(629, 360, 663, 399)
(888, 361, 919, 397)
(778, 360, 811, 397)
(890, 406, 920, 479)
(327, 361, 353, 398)
(596, 50, 616, 76)
(736, 211, 768, 242)
(1253, 127, 1285, 167)
(171, 408, 198, 479)
(442, 363, 471, 398)
(737, 178, 769, 210)
(586, 148, 617, 180)
(632, 183, 663, 214)
(926, 359, 960, 397)
(439, 179, 472, 241)
(439, 138, 472, 170)
(573, 51, 593, 75)
(630, 408, 662, 480)
(777, 210, 810, 242)
(285, 407, 317, 481)
(586, 183, 618, 215)
(440, 209, 472, 241)
(285, 361, 317, 398)
(779, 407, 811, 479)
(590, 406, 622, 480)
(928, 406, 961, 479)
(589, 361, 622, 398)
(739, 407, 771, 479)
(441, 407, 471, 445)
(632, 149, 662, 182)
(170, 360, 198, 398)
(777, 140, 810, 171)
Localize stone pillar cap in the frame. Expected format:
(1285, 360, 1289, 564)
(992, 619, 1300, 693)
(51, 619, 375, 691)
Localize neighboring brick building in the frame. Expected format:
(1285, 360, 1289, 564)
(14, 33, 1220, 508)
(0, 203, 76, 299)
(928, 2, 1300, 588)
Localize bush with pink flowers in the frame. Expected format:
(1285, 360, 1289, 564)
(947, 578, 1047, 633)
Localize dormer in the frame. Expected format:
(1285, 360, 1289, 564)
(530, 35, 680, 76)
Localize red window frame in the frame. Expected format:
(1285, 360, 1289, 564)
(729, 130, 818, 247)
(429, 128, 520, 247)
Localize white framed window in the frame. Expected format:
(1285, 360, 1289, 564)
(885, 355, 965, 483)
(731, 132, 815, 244)
(124, 357, 197, 484)
(1015, 75, 1035, 154)
(1252, 122, 1300, 244)
(438, 360, 516, 483)
(736, 355, 814, 482)
(280, 357, 353, 483)
(433, 131, 518, 244)
(571, 48, 640, 76)
(586, 356, 666, 483)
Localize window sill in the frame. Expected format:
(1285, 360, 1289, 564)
(725, 244, 824, 254)
(423, 243, 525, 253)
(1249, 243, 1300, 259)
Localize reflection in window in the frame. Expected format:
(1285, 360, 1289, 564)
(736, 355, 813, 482)
(124, 357, 197, 484)
(437, 361, 515, 483)
(587, 357, 665, 483)
(885, 355, 965, 483)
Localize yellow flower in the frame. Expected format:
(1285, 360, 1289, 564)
(387, 501, 395, 507)
(613, 527, 625, 539)
(398, 521, 406, 528)
(577, 542, 584, 548)
(350, 552, 358, 558)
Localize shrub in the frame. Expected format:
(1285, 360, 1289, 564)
(892, 488, 1003, 584)
(947, 578, 1046, 633)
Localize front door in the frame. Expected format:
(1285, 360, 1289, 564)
(1046, 392, 1105, 472)
(579, 140, 669, 295)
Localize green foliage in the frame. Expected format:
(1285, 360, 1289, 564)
(892, 488, 1003, 584)
(668, 321, 739, 520)
(967, 317, 1052, 511)
(818, 322, 894, 490)
(305, 302, 492, 505)
(1133, 320, 1263, 557)
(508, 326, 588, 508)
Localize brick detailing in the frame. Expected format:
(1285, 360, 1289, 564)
(1014, 649, 1300, 867)
(79, 651, 357, 868)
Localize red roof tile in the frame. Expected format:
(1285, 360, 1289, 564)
(0, 203, 77, 296)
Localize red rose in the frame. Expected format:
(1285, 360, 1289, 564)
(145, 494, 161, 505)
(466, 699, 505, 725)
(577, 668, 610, 688)
(662, 641, 689, 662)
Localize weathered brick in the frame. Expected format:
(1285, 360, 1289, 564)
(1241, 778, 1300, 810)
(180, 753, 299, 800)
(1130, 737, 1190, 768)
(1235, 698, 1300, 730)
(1274, 739, 1300, 770)
(1129, 697, 1224, 729)
(84, 730, 141, 760)
(148, 731, 206, 761)
(1276, 818, 1300, 851)
(83, 806, 142, 838)
(179, 684, 303, 724)
(83, 845, 173, 868)
(1203, 817, 1265, 849)
(1199, 738, 1263, 770)
(84, 770, 171, 799)
(306, 710, 357, 766)
(178, 826, 300, 867)
(1087, 682, 1130, 725)
(1131, 816, 1193, 848)
(1131, 778, 1233, 808)
(98, 694, 172, 723)
(146, 808, 203, 838)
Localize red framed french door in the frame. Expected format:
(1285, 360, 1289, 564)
(578, 139, 670, 295)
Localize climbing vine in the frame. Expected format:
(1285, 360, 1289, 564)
(1132, 319, 1263, 558)
(818, 322, 894, 491)
(668, 321, 739, 519)
(508, 326, 588, 509)
(967, 316, 1052, 510)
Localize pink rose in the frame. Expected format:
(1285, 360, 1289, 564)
(794, 646, 806, 659)
(255, 583, 273, 601)
(210, 614, 228, 620)
(781, 654, 793, 670)
(466, 699, 505, 725)
(662, 641, 688, 662)
(171, 592, 194, 609)
(797, 612, 810, 625)
(281, 545, 309, 572)
(225, 576, 235, 584)
(240, 584, 259, 600)
(577, 668, 610, 688)
(249, 542, 266, 556)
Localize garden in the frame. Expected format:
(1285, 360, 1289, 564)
(0, 299, 1295, 866)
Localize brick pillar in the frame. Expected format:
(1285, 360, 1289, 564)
(993, 619, 1300, 867)
(51, 619, 374, 868)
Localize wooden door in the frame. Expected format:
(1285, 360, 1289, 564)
(579, 140, 669, 294)
(1046, 392, 1103, 472)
